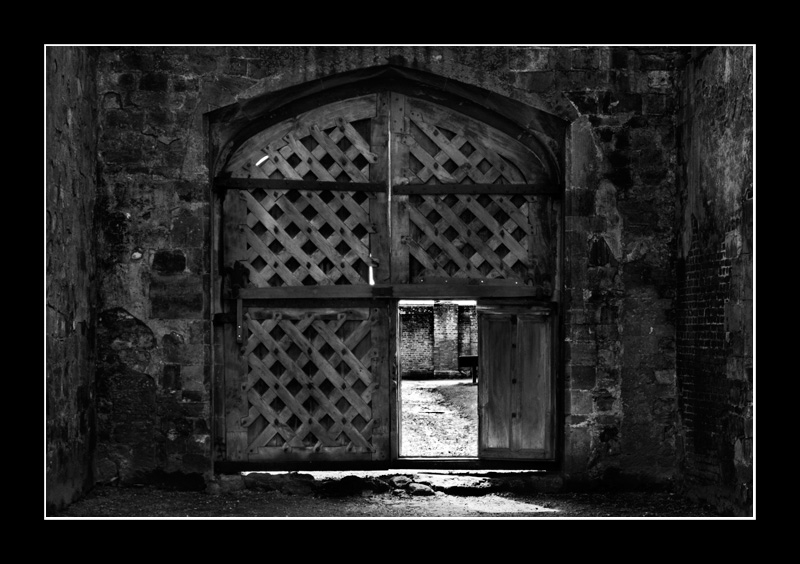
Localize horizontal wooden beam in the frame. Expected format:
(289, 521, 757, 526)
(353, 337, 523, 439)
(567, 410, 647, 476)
(237, 283, 544, 301)
(239, 285, 377, 300)
(392, 183, 562, 196)
(214, 177, 386, 193)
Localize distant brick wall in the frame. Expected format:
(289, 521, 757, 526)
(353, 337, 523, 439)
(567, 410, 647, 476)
(46, 46, 99, 513)
(433, 302, 459, 376)
(458, 306, 478, 357)
(400, 303, 477, 378)
(399, 306, 433, 377)
(675, 46, 753, 516)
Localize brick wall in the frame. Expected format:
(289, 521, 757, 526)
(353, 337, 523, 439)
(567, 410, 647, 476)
(675, 47, 753, 516)
(399, 306, 433, 377)
(46, 46, 99, 513)
(458, 305, 478, 357)
(399, 303, 478, 377)
(433, 302, 459, 376)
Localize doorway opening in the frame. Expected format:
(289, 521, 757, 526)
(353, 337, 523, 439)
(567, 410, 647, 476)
(398, 299, 478, 458)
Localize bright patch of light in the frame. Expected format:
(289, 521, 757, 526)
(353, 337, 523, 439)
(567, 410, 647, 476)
(255, 155, 270, 166)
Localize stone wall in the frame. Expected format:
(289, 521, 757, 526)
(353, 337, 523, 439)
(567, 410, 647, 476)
(46, 46, 99, 512)
(93, 47, 216, 484)
(542, 47, 687, 486)
(81, 46, 744, 497)
(675, 46, 753, 516)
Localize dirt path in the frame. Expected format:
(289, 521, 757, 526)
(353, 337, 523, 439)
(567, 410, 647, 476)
(401, 379, 477, 457)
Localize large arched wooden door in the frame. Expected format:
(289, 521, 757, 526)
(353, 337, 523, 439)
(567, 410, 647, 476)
(216, 94, 392, 465)
(214, 89, 561, 466)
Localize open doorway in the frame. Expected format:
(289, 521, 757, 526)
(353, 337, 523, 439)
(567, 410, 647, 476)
(398, 300, 478, 458)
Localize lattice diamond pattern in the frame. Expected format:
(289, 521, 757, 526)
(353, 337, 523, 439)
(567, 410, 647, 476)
(408, 193, 532, 281)
(404, 118, 527, 185)
(242, 118, 376, 182)
(242, 189, 373, 286)
(241, 309, 377, 453)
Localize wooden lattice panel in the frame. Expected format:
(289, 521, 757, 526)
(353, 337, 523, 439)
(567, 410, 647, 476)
(240, 308, 379, 456)
(240, 188, 374, 286)
(224, 96, 379, 181)
(402, 98, 547, 185)
(408, 193, 534, 282)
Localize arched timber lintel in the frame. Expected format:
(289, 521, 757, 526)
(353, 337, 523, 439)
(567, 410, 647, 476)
(208, 65, 567, 184)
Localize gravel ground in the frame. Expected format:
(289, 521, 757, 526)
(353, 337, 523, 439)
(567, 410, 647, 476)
(401, 378, 478, 457)
(50, 482, 723, 519)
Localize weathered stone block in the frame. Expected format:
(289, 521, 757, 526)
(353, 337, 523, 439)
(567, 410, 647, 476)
(170, 208, 204, 246)
(569, 390, 593, 415)
(162, 364, 181, 390)
(571, 47, 602, 70)
(152, 249, 186, 274)
(566, 341, 597, 366)
(570, 365, 596, 390)
(150, 273, 205, 319)
(513, 71, 554, 92)
(508, 47, 551, 72)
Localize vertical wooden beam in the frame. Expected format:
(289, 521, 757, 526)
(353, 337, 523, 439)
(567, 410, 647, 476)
(224, 322, 249, 461)
(388, 299, 400, 461)
(222, 189, 249, 300)
(479, 312, 513, 454)
(369, 302, 391, 463)
(390, 93, 410, 284)
(370, 92, 391, 285)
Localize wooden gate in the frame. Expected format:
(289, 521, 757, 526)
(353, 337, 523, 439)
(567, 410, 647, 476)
(216, 94, 391, 464)
(214, 88, 562, 466)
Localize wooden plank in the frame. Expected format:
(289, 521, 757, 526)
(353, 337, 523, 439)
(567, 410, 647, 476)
(223, 322, 248, 461)
(424, 197, 509, 277)
(237, 283, 540, 300)
(248, 447, 374, 462)
(243, 191, 335, 284)
(309, 124, 370, 183)
(215, 177, 386, 193)
(243, 315, 373, 450)
(279, 201, 369, 282)
(387, 301, 399, 462)
(337, 117, 379, 163)
(402, 134, 458, 183)
(224, 94, 378, 177)
(391, 92, 410, 283)
(513, 315, 551, 452)
(278, 319, 372, 421)
(479, 313, 512, 454)
(239, 285, 377, 300)
(370, 91, 391, 285)
(407, 96, 550, 184)
(393, 183, 561, 196)
(283, 131, 338, 182)
(222, 190, 249, 297)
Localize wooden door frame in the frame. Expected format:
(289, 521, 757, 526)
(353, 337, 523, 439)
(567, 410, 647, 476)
(209, 76, 567, 472)
(390, 295, 560, 471)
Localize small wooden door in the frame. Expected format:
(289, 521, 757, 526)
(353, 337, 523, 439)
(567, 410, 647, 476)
(478, 303, 555, 460)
